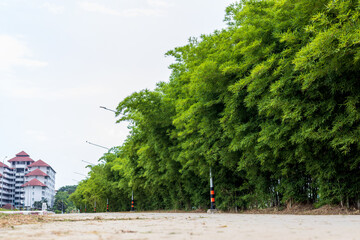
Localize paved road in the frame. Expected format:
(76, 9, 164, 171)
(0, 212, 359, 239)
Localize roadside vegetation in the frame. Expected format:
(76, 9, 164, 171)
(54, 185, 77, 213)
(70, 0, 360, 212)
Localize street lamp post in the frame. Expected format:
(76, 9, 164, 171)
(98, 105, 119, 212)
(99, 106, 116, 113)
(81, 160, 96, 166)
(85, 141, 110, 150)
(74, 172, 86, 177)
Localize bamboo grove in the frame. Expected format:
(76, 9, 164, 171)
(70, 0, 360, 211)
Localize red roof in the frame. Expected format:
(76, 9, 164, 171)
(0, 162, 9, 168)
(21, 178, 47, 187)
(25, 169, 49, 177)
(8, 151, 34, 163)
(16, 151, 29, 157)
(27, 160, 50, 167)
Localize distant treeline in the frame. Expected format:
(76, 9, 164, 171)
(70, 0, 360, 211)
(54, 185, 77, 213)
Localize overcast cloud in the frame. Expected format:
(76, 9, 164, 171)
(0, 0, 234, 189)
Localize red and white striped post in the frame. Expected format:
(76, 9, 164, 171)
(210, 168, 215, 210)
(131, 190, 135, 211)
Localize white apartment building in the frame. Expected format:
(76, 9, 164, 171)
(0, 162, 15, 206)
(24, 160, 56, 207)
(0, 151, 56, 209)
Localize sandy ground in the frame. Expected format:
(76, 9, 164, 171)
(0, 212, 359, 240)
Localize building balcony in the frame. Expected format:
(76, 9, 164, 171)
(0, 195, 12, 200)
(2, 187, 14, 192)
(1, 179, 14, 185)
(0, 189, 14, 194)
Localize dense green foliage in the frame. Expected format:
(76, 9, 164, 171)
(71, 0, 360, 211)
(58, 185, 77, 195)
(54, 185, 77, 213)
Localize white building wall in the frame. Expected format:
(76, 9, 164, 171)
(11, 161, 31, 208)
(25, 175, 46, 183)
(26, 166, 56, 207)
(24, 185, 45, 208)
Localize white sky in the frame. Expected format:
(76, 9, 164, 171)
(0, 0, 234, 189)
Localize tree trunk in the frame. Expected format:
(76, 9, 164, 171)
(287, 198, 292, 209)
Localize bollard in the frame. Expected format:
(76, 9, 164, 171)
(210, 168, 215, 210)
(107, 198, 109, 212)
(131, 190, 135, 211)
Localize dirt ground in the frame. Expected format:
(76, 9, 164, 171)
(0, 212, 359, 240)
(240, 204, 360, 215)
